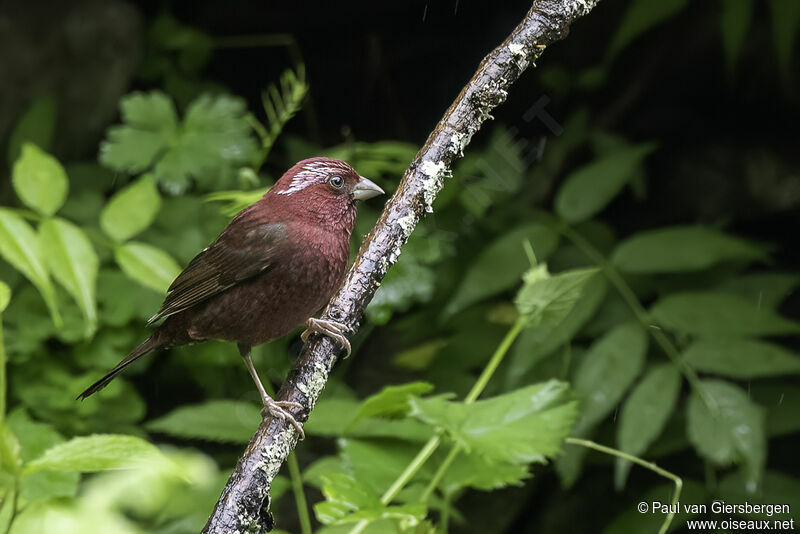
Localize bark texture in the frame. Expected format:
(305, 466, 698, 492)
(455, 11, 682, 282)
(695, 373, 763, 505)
(203, 1, 602, 531)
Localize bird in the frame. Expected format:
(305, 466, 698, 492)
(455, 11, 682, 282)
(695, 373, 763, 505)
(78, 157, 385, 438)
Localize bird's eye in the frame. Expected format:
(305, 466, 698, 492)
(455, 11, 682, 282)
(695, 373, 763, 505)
(329, 176, 344, 189)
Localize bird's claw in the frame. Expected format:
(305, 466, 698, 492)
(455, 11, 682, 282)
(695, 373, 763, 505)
(262, 398, 305, 440)
(302, 318, 352, 358)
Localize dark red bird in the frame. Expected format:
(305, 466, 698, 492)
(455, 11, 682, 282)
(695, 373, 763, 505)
(78, 157, 384, 437)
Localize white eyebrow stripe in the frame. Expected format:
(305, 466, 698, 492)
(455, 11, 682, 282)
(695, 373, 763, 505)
(276, 161, 349, 195)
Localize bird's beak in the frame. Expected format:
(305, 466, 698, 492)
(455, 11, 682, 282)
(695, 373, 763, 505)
(352, 176, 385, 201)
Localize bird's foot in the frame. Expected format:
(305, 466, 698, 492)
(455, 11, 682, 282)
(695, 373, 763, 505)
(261, 396, 305, 440)
(301, 318, 352, 358)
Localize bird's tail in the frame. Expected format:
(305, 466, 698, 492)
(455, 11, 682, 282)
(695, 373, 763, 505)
(77, 333, 163, 400)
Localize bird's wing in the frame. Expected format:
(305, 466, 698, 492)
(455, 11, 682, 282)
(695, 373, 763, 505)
(147, 220, 289, 324)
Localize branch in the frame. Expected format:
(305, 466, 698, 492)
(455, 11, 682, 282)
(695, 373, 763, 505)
(202, 1, 601, 531)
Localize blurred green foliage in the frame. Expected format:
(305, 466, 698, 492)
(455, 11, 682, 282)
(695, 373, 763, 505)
(0, 2, 798, 534)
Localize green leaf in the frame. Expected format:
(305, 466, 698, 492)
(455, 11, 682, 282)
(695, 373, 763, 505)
(651, 291, 800, 337)
(686, 380, 766, 489)
(606, 0, 687, 61)
(7, 95, 57, 166)
(0, 209, 60, 326)
(615, 364, 681, 488)
(146, 400, 261, 443)
(114, 241, 181, 293)
(442, 453, 529, 494)
(515, 265, 599, 324)
(367, 256, 435, 325)
(351, 382, 434, 424)
(769, 0, 800, 85)
(153, 94, 258, 193)
(751, 384, 800, 438)
(6, 410, 78, 502)
(714, 272, 800, 309)
(0, 281, 10, 313)
(411, 380, 578, 464)
(505, 273, 607, 388)
(554, 143, 656, 223)
(573, 322, 648, 431)
(25, 434, 167, 473)
(11, 143, 68, 217)
(100, 174, 162, 242)
(100, 91, 178, 174)
(0, 421, 21, 475)
(314, 472, 425, 527)
(720, 0, 754, 74)
(683, 338, 800, 378)
(612, 226, 766, 273)
(718, 470, 800, 520)
(39, 218, 98, 335)
(339, 439, 431, 494)
(444, 224, 559, 316)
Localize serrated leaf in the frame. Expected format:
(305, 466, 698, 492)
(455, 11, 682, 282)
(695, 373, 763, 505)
(444, 224, 559, 316)
(442, 452, 529, 494)
(686, 380, 766, 489)
(114, 241, 181, 293)
(651, 292, 800, 337)
(146, 400, 261, 443)
(683, 338, 800, 378)
(411, 380, 578, 464)
(606, 0, 687, 61)
(612, 226, 766, 273)
(615, 364, 681, 488)
(720, 0, 754, 74)
(0, 209, 60, 326)
(505, 273, 607, 388)
(555, 143, 656, 223)
(573, 322, 648, 431)
(100, 92, 178, 173)
(351, 382, 434, 424)
(7, 95, 57, 166)
(11, 143, 68, 216)
(39, 218, 98, 335)
(154, 94, 258, 192)
(100, 174, 162, 242)
(315, 472, 425, 527)
(25, 434, 167, 473)
(515, 266, 599, 324)
(339, 438, 432, 494)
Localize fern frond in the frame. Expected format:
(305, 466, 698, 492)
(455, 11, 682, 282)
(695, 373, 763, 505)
(251, 64, 309, 168)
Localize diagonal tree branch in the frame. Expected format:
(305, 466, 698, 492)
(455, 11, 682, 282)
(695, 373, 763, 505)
(203, 1, 601, 531)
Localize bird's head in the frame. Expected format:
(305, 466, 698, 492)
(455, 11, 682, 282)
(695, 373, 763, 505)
(269, 157, 384, 227)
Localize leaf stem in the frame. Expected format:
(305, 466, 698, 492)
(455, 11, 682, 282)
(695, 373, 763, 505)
(565, 438, 682, 534)
(555, 221, 717, 412)
(4, 482, 18, 534)
(287, 452, 313, 534)
(348, 316, 529, 534)
(465, 316, 527, 403)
